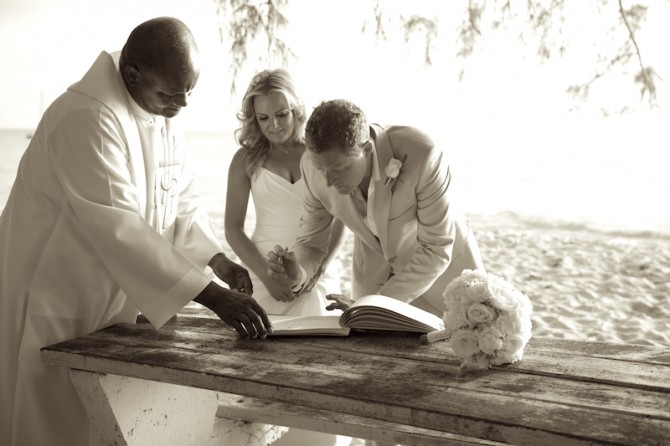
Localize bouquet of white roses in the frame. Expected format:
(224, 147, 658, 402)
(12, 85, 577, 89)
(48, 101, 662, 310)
(422, 269, 533, 371)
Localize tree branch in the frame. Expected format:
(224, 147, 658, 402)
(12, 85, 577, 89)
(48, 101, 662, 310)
(617, 0, 656, 104)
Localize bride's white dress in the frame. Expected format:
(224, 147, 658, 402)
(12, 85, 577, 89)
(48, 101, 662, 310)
(247, 167, 341, 315)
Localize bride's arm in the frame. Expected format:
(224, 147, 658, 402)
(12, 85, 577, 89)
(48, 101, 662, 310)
(224, 149, 295, 302)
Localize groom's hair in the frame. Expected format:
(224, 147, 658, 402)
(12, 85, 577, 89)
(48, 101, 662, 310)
(305, 99, 369, 155)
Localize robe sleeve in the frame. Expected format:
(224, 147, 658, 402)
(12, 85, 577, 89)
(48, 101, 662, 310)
(49, 107, 209, 328)
(169, 133, 222, 270)
(378, 145, 456, 301)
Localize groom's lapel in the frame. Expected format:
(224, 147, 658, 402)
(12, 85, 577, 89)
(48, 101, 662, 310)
(370, 125, 393, 255)
(343, 201, 385, 255)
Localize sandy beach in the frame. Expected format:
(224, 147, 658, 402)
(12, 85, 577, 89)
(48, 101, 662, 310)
(460, 215, 670, 347)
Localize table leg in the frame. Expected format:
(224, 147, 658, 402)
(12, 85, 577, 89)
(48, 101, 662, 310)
(69, 370, 288, 446)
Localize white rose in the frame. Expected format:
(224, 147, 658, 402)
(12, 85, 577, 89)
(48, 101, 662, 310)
(486, 280, 519, 312)
(495, 313, 520, 334)
(445, 278, 466, 297)
(385, 158, 402, 178)
(445, 286, 469, 307)
(460, 269, 488, 285)
(491, 334, 527, 365)
(467, 283, 491, 303)
(443, 309, 469, 333)
(478, 326, 503, 354)
(461, 354, 491, 371)
(449, 329, 480, 358)
(502, 334, 525, 353)
(465, 303, 496, 326)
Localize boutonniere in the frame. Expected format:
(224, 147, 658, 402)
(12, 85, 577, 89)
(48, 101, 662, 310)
(384, 155, 407, 189)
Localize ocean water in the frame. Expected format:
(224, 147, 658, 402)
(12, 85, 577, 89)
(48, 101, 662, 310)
(2, 118, 669, 239)
(436, 112, 670, 239)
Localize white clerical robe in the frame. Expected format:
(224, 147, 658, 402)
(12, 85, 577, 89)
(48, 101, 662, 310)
(0, 51, 222, 446)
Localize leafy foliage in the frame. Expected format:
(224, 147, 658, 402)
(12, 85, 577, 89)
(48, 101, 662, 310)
(214, 0, 663, 110)
(214, 0, 295, 95)
(365, 0, 660, 111)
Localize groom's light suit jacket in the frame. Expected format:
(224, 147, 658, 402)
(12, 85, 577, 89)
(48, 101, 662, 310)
(295, 124, 481, 313)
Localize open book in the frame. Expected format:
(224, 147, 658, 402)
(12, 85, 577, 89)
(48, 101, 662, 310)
(269, 294, 445, 336)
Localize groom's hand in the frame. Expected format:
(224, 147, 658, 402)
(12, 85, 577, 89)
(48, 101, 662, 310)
(325, 294, 355, 311)
(209, 253, 253, 295)
(267, 245, 301, 287)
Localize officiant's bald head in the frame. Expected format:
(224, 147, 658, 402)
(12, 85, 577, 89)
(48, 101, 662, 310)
(120, 17, 200, 117)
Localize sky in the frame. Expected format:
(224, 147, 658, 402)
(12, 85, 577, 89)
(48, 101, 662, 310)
(0, 0, 231, 130)
(0, 0, 402, 131)
(2, 0, 667, 133)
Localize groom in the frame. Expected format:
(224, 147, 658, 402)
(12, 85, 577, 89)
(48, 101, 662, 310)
(268, 99, 485, 315)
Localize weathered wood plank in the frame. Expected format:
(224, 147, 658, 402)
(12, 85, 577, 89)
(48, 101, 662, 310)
(135, 315, 670, 392)
(527, 337, 670, 364)
(42, 325, 670, 446)
(43, 348, 670, 446)
(216, 394, 508, 446)
(69, 322, 670, 418)
(169, 309, 670, 365)
(164, 312, 670, 367)
(167, 305, 670, 365)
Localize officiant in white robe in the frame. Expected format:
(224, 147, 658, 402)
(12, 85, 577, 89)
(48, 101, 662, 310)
(0, 17, 270, 446)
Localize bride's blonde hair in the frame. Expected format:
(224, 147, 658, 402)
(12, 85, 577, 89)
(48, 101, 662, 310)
(234, 69, 306, 175)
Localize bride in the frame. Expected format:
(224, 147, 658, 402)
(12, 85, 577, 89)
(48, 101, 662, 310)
(224, 69, 345, 315)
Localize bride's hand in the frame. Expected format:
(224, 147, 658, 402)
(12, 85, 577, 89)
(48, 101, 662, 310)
(267, 245, 301, 287)
(263, 277, 298, 303)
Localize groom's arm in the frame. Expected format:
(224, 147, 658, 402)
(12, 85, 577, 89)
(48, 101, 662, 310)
(292, 157, 335, 284)
(378, 145, 457, 301)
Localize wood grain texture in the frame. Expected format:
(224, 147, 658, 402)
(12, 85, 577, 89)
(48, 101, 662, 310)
(216, 394, 507, 446)
(42, 315, 670, 446)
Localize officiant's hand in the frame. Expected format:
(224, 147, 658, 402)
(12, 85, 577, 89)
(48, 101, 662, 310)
(209, 253, 253, 295)
(325, 294, 355, 311)
(195, 282, 271, 339)
(267, 245, 301, 287)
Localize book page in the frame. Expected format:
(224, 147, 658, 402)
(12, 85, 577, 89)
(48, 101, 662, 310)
(268, 315, 351, 336)
(340, 295, 444, 333)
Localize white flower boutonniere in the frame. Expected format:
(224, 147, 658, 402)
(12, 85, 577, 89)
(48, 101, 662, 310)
(384, 155, 407, 189)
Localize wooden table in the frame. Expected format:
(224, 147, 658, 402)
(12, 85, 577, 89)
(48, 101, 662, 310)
(41, 313, 670, 446)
